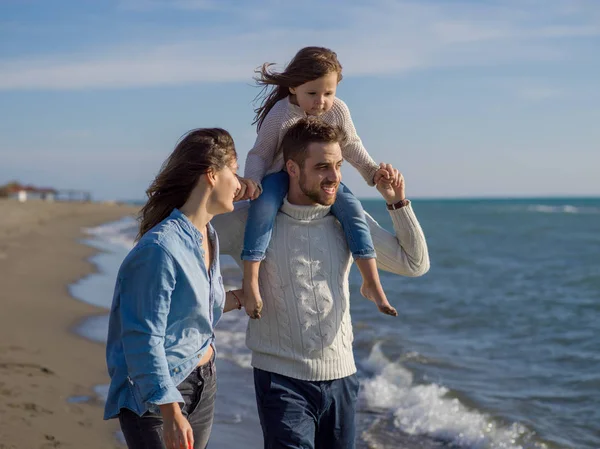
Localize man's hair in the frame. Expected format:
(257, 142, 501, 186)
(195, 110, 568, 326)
(282, 118, 346, 168)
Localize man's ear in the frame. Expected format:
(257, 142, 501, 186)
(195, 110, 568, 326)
(286, 159, 299, 178)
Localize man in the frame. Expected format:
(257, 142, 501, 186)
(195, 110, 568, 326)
(212, 118, 429, 448)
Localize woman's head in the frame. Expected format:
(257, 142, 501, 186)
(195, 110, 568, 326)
(137, 128, 239, 240)
(253, 46, 343, 130)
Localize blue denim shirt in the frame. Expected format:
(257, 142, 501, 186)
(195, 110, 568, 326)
(104, 209, 225, 420)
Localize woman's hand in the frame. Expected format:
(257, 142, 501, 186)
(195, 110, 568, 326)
(234, 177, 262, 201)
(160, 403, 193, 449)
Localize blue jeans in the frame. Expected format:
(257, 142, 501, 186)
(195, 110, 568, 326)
(118, 357, 217, 449)
(254, 369, 360, 449)
(241, 171, 376, 261)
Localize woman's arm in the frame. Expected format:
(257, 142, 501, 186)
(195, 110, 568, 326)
(119, 244, 184, 407)
(223, 289, 245, 313)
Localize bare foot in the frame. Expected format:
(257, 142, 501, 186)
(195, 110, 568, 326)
(360, 283, 398, 316)
(242, 281, 263, 319)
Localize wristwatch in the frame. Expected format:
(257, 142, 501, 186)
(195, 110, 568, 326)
(386, 199, 409, 210)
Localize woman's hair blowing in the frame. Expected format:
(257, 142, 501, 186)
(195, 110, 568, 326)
(137, 128, 237, 241)
(253, 46, 343, 131)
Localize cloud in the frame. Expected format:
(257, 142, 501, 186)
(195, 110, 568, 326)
(0, 0, 599, 90)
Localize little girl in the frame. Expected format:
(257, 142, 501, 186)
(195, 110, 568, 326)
(240, 46, 399, 319)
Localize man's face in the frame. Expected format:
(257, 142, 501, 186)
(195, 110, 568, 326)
(296, 141, 343, 206)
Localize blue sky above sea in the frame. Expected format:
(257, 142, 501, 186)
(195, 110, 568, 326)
(1, 0, 599, 201)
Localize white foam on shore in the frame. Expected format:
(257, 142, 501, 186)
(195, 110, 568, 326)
(83, 216, 138, 249)
(361, 343, 547, 449)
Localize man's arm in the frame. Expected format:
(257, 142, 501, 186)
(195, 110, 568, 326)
(368, 167, 430, 277)
(210, 201, 249, 260)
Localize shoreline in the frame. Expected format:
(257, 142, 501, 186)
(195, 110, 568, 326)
(0, 199, 138, 448)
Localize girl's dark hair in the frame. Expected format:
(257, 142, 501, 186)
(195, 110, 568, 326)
(253, 46, 343, 131)
(137, 128, 237, 241)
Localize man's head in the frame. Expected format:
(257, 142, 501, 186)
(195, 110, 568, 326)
(282, 118, 345, 206)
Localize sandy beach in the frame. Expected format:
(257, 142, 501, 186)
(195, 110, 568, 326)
(0, 199, 138, 449)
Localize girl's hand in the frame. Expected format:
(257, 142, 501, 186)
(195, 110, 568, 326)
(373, 167, 390, 185)
(235, 177, 262, 201)
(374, 163, 401, 188)
(160, 404, 194, 449)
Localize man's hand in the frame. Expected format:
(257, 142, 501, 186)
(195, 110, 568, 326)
(234, 177, 261, 202)
(375, 163, 405, 204)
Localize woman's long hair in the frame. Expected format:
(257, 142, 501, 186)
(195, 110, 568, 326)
(253, 46, 343, 131)
(136, 128, 237, 241)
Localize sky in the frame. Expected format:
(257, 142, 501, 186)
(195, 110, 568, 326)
(1, 0, 599, 201)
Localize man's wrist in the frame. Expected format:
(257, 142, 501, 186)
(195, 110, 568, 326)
(386, 198, 409, 210)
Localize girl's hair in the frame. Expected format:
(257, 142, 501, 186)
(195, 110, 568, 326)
(253, 46, 343, 131)
(137, 128, 237, 241)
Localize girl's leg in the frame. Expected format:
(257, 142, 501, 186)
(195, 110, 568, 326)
(241, 171, 289, 319)
(331, 183, 398, 316)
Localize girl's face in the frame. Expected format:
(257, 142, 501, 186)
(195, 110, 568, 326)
(209, 159, 241, 215)
(289, 72, 339, 116)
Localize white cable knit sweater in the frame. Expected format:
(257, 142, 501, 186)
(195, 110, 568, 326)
(244, 97, 380, 186)
(212, 198, 430, 381)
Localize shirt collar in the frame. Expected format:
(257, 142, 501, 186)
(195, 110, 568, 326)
(169, 208, 204, 242)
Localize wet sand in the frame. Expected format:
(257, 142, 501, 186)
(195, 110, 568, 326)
(0, 199, 138, 449)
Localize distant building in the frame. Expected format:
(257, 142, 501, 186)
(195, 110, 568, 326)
(1, 182, 58, 202)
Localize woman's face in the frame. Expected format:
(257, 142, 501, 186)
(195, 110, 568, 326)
(209, 158, 241, 215)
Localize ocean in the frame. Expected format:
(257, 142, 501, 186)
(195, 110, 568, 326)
(69, 197, 600, 449)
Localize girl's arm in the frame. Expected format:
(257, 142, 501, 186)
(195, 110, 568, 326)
(244, 105, 285, 185)
(334, 99, 380, 186)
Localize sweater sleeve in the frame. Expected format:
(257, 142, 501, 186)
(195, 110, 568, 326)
(367, 202, 430, 277)
(244, 105, 285, 184)
(335, 99, 379, 186)
(210, 201, 249, 260)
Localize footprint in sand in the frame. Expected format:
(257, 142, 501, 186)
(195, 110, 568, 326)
(0, 362, 55, 376)
(7, 402, 54, 417)
(41, 435, 62, 448)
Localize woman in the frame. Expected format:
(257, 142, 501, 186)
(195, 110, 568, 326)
(103, 128, 244, 449)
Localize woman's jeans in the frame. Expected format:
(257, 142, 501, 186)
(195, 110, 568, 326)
(118, 357, 217, 449)
(241, 171, 376, 262)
